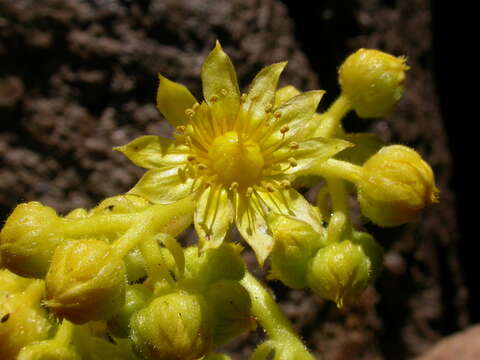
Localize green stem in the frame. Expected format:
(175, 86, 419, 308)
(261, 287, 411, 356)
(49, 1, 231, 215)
(240, 272, 315, 360)
(309, 158, 363, 184)
(325, 177, 352, 243)
(314, 93, 351, 138)
(112, 197, 195, 258)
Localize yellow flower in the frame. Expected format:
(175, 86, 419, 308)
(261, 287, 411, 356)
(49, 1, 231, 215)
(116, 42, 350, 264)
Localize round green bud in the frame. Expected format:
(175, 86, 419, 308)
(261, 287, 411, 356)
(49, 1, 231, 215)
(108, 284, 152, 338)
(339, 48, 409, 118)
(306, 236, 383, 308)
(0, 202, 63, 278)
(45, 238, 126, 324)
(184, 243, 245, 287)
(130, 291, 213, 360)
(0, 280, 52, 360)
(358, 145, 439, 227)
(17, 341, 81, 360)
(205, 280, 253, 346)
(268, 214, 323, 289)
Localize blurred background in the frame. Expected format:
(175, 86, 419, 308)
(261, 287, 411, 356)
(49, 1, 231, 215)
(0, 0, 475, 359)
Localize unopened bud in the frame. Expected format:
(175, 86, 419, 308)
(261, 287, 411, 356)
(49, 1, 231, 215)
(206, 280, 253, 346)
(0, 280, 52, 360)
(358, 145, 439, 227)
(0, 202, 63, 278)
(130, 291, 213, 360)
(45, 238, 126, 324)
(268, 214, 324, 289)
(306, 235, 383, 308)
(339, 48, 409, 118)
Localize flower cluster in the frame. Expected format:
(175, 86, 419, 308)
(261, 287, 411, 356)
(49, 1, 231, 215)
(0, 44, 438, 360)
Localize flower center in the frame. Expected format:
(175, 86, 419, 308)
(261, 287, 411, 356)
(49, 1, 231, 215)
(208, 131, 264, 186)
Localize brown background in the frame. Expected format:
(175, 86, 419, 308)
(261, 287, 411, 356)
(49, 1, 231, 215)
(0, 0, 475, 359)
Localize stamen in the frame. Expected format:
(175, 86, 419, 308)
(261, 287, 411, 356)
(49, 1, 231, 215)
(204, 182, 212, 189)
(198, 163, 208, 171)
(264, 103, 273, 113)
(210, 95, 219, 103)
(266, 184, 276, 192)
(192, 102, 200, 110)
(280, 180, 291, 189)
(187, 155, 196, 162)
(229, 182, 239, 191)
(246, 187, 254, 197)
(185, 108, 195, 118)
(280, 125, 290, 134)
(273, 111, 282, 119)
(240, 93, 248, 103)
(289, 142, 299, 150)
(175, 125, 186, 134)
(288, 158, 298, 167)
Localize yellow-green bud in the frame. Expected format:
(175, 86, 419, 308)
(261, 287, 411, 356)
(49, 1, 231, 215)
(91, 194, 150, 215)
(358, 145, 439, 227)
(0, 201, 63, 278)
(45, 238, 126, 324)
(17, 340, 81, 360)
(130, 291, 213, 360)
(0, 280, 52, 360)
(184, 243, 245, 287)
(206, 280, 253, 346)
(108, 284, 152, 338)
(268, 214, 324, 289)
(306, 235, 383, 308)
(339, 48, 409, 118)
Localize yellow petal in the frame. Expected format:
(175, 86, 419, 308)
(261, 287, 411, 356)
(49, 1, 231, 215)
(128, 168, 196, 204)
(246, 62, 287, 129)
(114, 135, 189, 169)
(274, 85, 301, 108)
(157, 74, 197, 127)
(273, 137, 353, 174)
(256, 188, 323, 233)
(265, 90, 325, 148)
(234, 193, 274, 266)
(194, 186, 234, 249)
(201, 41, 240, 127)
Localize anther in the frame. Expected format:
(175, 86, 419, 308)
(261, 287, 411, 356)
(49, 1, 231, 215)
(210, 95, 219, 103)
(266, 184, 275, 192)
(280, 180, 291, 189)
(229, 182, 239, 191)
(187, 155, 196, 162)
(246, 187, 254, 197)
(185, 108, 195, 118)
(240, 93, 248, 103)
(220, 88, 228, 96)
(264, 103, 273, 113)
(273, 111, 281, 119)
(192, 103, 200, 110)
(175, 125, 186, 134)
(204, 182, 212, 189)
(198, 164, 208, 171)
(280, 125, 290, 134)
(289, 141, 299, 150)
(288, 158, 298, 167)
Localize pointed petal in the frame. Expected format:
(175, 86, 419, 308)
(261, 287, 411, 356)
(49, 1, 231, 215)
(234, 193, 274, 266)
(157, 74, 197, 127)
(246, 62, 287, 128)
(256, 188, 323, 233)
(274, 85, 301, 108)
(201, 41, 240, 127)
(271, 137, 352, 174)
(194, 186, 234, 249)
(128, 167, 196, 204)
(114, 135, 189, 169)
(265, 90, 325, 147)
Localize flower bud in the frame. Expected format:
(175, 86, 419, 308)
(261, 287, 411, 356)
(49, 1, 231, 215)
(108, 284, 152, 338)
(339, 48, 409, 118)
(17, 340, 81, 360)
(0, 280, 52, 360)
(130, 291, 213, 360)
(206, 280, 253, 346)
(268, 214, 324, 289)
(0, 201, 63, 278)
(45, 238, 126, 324)
(306, 235, 383, 308)
(358, 145, 439, 227)
(184, 243, 245, 287)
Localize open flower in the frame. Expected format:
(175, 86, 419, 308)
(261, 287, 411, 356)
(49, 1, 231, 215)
(116, 42, 350, 264)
